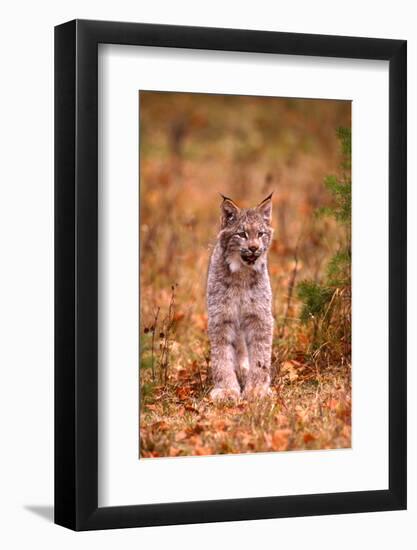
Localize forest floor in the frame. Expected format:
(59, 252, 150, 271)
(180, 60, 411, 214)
(140, 360, 351, 458)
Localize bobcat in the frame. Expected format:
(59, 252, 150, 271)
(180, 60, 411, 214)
(207, 193, 274, 401)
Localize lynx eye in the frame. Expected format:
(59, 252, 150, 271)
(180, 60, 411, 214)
(258, 231, 265, 238)
(237, 231, 248, 239)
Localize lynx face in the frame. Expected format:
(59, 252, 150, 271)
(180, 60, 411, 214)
(219, 194, 273, 272)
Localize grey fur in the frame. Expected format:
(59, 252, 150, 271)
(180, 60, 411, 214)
(207, 195, 274, 401)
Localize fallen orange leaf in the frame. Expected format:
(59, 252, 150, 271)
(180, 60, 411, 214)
(195, 445, 212, 456)
(152, 420, 170, 431)
(213, 419, 231, 431)
(175, 430, 187, 442)
(271, 429, 291, 451)
(173, 311, 185, 322)
(184, 404, 199, 414)
(169, 447, 181, 457)
(175, 387, 191, 400)
(303, 432, 316, 444)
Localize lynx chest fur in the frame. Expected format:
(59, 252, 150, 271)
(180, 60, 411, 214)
(207, 194, 274, 401)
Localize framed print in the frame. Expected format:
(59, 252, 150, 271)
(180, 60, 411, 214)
(55, 20, 406, 530)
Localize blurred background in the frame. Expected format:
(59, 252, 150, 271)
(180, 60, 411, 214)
(140, 91, 350, 337)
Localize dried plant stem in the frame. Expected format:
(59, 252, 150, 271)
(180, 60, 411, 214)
(150, 307, 160, 382)
(196, 360, 204, 393)
(158, 286, 176, 386)
(279, 245, 299, 338)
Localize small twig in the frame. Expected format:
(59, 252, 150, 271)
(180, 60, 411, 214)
(158, 285, 176, 386)
(321, 288, 339, 329)
(195, 361, 204, 393)
(150, 307, 160, 383)
(279, 243, 299, 338)
(204, 354, 212, 388)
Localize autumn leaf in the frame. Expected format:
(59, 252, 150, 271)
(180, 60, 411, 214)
(169, 447, 181, 457)
(237, 431, 254, 447)
(342, 425, 352, 440)
(271, 429, 292, 451)
(295, 405, 309, 423)
(173, 311, 185, 323)
(151, 420, 170, 431)
(275, 413, 290, 427)
(142, 451, 160, 458)
(195, 445, 213, 456)
(188, 434, 203, 446)
(175, 430, 188, 442)
(175, 386, 191, 400)
(212, 419, 231, 431)
(303, 432, 316, 444)
(193, 313, 208, 331)
(281, 361, 299, 382)
(186, 423, 205, 436)
(326, 398, 339, 410)
(184, 404, 199, 414)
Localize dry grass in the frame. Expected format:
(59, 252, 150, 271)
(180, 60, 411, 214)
(140, 362, 351, 458)
(139, 91, 351, 458)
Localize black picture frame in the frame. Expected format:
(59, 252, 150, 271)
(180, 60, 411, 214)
(55, 19, 407, 531)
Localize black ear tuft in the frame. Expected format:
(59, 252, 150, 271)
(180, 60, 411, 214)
(256, 193, 273, 224)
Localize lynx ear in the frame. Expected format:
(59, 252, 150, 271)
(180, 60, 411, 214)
(257, 192, 273, 225)
(220, 194, 240, 228)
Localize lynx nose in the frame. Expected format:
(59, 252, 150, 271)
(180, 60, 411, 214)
(249, 245, 258, 253)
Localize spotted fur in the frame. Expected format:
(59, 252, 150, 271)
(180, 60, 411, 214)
(207, 194, 274, 401)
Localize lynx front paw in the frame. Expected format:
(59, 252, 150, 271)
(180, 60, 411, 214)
(242, 384, 272, 400)
(210, 387, 240, 403)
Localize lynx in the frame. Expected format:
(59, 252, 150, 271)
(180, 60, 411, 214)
(207, 193, 274, 401)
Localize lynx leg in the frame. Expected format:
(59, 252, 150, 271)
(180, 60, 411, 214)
(235, 333, 249, 390)
(209, 320, 241, 402)
(242, 315, 273, 399)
